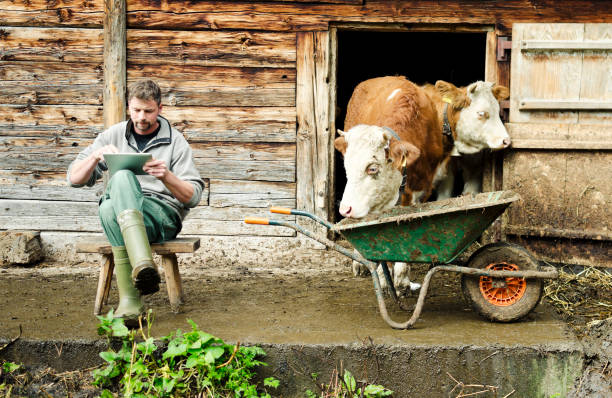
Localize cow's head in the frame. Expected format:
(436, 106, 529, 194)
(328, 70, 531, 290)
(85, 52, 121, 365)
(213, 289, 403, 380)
(334, 125, 420, 218)
(435, 80, 510, 154)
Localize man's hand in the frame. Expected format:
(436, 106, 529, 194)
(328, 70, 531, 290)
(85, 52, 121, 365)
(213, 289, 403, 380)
(92, 145, 120, 161)
(69, 145, 119, 185)
(144, 158, 195, 204)
(143, 158, 169, 179)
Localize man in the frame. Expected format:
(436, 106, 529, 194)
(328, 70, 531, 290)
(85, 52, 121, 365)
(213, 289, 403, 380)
(68, 79, 204, 321)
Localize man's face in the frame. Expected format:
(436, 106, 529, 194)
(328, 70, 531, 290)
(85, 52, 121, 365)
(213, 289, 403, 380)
(128, 97, 162, 135)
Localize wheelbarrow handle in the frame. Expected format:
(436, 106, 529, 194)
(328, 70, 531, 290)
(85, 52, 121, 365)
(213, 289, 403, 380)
(269, 207, 333, 229)
(244, 217, 281, 226)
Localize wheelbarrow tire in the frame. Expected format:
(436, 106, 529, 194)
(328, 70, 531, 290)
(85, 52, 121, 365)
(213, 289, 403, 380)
(461, 242, 543, 322)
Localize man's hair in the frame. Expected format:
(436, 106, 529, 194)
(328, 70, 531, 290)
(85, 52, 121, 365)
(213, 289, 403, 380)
(128, 79, 162, 105)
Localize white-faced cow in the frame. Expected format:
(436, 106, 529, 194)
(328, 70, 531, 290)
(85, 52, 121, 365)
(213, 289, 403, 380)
(335, 76, 510, 296)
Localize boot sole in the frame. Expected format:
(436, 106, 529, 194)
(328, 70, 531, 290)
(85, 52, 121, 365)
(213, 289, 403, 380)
(134, 267, 161, 296)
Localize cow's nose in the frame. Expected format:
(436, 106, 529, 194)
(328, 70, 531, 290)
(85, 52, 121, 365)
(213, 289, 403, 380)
(339, 205, 352, 218)
(502, 137, 511, 147)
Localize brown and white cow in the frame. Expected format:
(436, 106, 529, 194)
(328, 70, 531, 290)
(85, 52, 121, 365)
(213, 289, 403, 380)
(335, 76, 510, 295)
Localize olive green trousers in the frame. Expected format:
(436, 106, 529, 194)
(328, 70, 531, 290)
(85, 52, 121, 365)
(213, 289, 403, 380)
(99, 170, 182, 247)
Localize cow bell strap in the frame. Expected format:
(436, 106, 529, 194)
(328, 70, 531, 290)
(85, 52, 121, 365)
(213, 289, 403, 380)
(381, 126, 409, 206)
(442, 103, 456, 154)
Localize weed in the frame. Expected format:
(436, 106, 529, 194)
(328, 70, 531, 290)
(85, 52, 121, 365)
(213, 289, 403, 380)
(92, 309, 278, 397)
(306, 365, 393, 397)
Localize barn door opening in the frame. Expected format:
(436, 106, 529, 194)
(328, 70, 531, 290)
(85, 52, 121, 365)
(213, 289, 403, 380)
(333, 29, 488, 221)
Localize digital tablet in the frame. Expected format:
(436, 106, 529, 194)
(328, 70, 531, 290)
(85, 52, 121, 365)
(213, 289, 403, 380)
(103, 153, 152, 176)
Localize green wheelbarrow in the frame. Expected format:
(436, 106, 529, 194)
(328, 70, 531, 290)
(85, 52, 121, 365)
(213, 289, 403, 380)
(244, 190, 558, 329)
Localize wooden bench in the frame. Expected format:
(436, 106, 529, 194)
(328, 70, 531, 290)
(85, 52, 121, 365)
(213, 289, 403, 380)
(76, 237, 200, 315)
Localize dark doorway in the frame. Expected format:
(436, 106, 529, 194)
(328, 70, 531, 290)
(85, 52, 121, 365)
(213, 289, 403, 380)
(333, 30, 487, 220)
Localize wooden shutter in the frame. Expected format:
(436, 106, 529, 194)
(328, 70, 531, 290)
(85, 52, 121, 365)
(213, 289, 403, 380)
(504, 23, 612, 267)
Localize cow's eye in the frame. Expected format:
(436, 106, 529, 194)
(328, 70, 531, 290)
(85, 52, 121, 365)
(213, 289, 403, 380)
(477, 111, 489, 119)
(366, 164, 379, 175)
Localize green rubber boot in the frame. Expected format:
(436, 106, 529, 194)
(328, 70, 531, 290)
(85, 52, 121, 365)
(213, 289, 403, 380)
(117, 209, 160, 295)
(112, 246, 144, 321)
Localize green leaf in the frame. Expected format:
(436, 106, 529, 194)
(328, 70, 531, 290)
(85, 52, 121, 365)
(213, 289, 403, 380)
(363, 384, 393, 397)
(99, 389, 115, 398)
(263, 377, 280, 388)
(137, 337, 157, 356)
(2, 362, 20, 373)
(99, 351, 117, 363)
(110, 318, 129, 337)
(162, 377, 176, 393)
(163, 340, 188, 360)
(185, 355, 202, 369)
(203, 346, 225, 364)
(343, 370, 356, 393)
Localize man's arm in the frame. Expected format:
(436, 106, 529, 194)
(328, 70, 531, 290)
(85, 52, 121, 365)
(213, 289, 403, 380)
(143, 159, 195, 204)
(69, 145, 119, 186)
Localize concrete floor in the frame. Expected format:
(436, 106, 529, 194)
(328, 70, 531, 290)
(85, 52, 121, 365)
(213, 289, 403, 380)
(0, 266, 584, 397)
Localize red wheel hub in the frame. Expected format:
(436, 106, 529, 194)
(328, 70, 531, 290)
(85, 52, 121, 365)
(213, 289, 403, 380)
(479, 262, 526, 306)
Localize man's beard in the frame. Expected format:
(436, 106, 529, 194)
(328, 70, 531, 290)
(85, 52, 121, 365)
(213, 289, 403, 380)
(136, 120, 151, 132)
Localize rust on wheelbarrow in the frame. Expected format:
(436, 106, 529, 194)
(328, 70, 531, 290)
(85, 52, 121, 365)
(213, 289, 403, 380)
(331, 190, 520, 264)
(245, 191, 558, 330)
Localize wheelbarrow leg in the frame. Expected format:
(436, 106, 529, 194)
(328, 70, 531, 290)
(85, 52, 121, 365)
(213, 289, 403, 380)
(378, 261, 399, 304)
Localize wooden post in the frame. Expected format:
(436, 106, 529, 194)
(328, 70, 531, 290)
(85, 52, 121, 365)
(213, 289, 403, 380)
(296, 32, 332, 239)
(103, 0, 126, 129)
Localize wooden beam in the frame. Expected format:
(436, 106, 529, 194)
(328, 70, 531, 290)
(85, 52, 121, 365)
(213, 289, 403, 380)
(519, 99, 612, 111)
(103, 0, 126, 129)
(521, 40, 612, 51)
(296, 31, 332, 237)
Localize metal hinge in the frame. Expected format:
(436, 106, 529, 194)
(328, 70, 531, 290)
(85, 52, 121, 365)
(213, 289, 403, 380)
(497, 36, 512, 61)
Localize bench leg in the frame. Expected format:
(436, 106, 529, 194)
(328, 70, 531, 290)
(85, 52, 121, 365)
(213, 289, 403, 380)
(161, 253, 183, 313)
(95, 254, 114, 316)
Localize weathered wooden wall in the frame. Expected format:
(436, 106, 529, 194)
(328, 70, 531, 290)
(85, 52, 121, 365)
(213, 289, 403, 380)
(1, 1, 611, 267)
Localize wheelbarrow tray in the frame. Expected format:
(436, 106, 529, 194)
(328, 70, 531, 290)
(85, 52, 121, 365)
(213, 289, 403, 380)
(331, 190, 520, 264)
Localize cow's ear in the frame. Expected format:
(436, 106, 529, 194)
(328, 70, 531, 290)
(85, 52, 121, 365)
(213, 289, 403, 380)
(334, 136, 348, 155)
(390, 141, 420, 170)
(435, 80, 470, 109)
(492, 84, 510, 101)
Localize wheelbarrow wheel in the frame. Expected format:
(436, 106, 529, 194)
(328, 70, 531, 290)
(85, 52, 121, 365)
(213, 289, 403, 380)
(461, 242, 543, 322)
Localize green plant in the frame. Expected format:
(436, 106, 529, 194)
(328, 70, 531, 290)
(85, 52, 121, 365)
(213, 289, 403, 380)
(92, 310, 278, 397)
(0, 360, 22, 396)
(306, 367, 393, 397)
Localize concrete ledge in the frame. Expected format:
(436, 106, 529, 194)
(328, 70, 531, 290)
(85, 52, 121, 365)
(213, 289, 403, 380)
(0, 271, 584, 397)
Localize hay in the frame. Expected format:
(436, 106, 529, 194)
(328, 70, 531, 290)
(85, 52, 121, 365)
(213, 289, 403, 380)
(544, 266, 612, 331)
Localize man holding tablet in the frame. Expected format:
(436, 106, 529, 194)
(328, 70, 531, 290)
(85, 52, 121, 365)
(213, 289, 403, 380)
(67, 79, 204, 322)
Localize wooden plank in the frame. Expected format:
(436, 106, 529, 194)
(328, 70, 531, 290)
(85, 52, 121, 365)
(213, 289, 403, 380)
(296, 31, 332, 234)
(521, 40, 612, 51)
(129, 65, 296, 106)
(0, 82, 102, 105)
(0, 62, 103, 84)
(0, 27, 104, 62)
(209, 179, 295, 208)
(0, 135, 295, 181)
(0, 200, 295, 236)
(0, 180, 210, 205)
(580, 24, 612, 124)
(519, 99, 612, 110)
(510, 23, 585, 124)
(507, 122, 612, 150)
(103, 0, 127, 128)
(123, 1, 612, 31)
(0, 105, 104, 131)
(503, 150, 612, 242)
(195, 159, 294, 182)
(0, 0, 103, 27)
(126, 30, 296, 68)
(164, 106, 296, 143)
(0, 105, 295, 143)
(76, 237, 201, 254)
